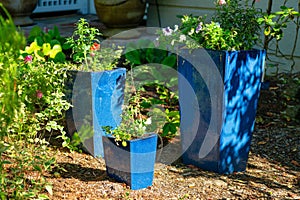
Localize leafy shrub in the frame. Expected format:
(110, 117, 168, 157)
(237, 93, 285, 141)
(0, 3, 71, 199)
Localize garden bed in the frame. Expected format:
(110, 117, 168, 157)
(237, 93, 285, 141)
(43, 73, 300, 199)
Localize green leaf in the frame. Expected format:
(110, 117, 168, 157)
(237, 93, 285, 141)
(2, 160, 11, 164)
(264, 27, 271, 36)
(28, 26, 42, 42)
(54, 52, 66, 63)
(162, 55, 177, 67)
(125, 49, 142, 65)
(33, 165, 42, 172)
(38, 194, 50, 199)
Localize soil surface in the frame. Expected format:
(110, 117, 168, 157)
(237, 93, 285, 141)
(45, 73, 300, 200)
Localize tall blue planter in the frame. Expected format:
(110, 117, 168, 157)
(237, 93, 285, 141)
(178, 49, 266, 174)
(65, 68, 126, 158)
(102, 133, 158, 190)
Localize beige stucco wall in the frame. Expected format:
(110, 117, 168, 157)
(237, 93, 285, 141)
(147, 0, 300, 74)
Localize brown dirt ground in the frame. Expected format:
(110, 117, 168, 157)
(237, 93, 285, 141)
(44, 73, 300, 200)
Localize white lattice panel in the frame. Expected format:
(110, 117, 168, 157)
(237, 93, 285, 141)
(33, 0, 88, 14)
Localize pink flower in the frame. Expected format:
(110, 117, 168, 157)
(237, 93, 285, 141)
(36, 90, 43, 99)
(24, 55, 33, 63)
(218, 0, 226, 5)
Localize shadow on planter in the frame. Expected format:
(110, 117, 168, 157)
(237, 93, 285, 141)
(65, 68, 126, 158)
(102, 133, 158, 190)
(179, 49, 266, 174)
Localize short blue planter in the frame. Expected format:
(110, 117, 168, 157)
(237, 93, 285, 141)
(65, 68, 126, 157)
(179, 49, 266, 174)
(102, 133, 158, 190)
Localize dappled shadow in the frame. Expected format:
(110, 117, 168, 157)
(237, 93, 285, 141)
(179, 49, 266, 174)
(51, 162, 108, 182)
(253, 73, 300, 172)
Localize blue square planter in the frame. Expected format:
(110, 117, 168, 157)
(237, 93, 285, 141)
(65, 68, 126, 157)
(102, 133, 158, 190)
(179, 49, 266, 174)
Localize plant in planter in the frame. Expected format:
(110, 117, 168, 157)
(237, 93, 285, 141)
(124, 39, 180, 139)
(102, 79, 158, 190)
(157, 0, 267, 174)
(63, 18, 126, 157)
(23, 18, 126, 157)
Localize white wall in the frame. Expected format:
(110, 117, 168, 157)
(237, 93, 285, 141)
(147, 0, 215, 28)
(147, 0, 300, 74)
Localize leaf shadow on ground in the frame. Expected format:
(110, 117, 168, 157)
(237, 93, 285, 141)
(51, 162, 110, 182)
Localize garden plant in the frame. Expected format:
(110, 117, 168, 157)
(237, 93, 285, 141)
(156, 0, 299, 174)
(0, 3, 71, 199)
(0, 0, 299, 198)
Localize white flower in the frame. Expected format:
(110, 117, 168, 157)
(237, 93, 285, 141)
(188, 28, 195, 36)
(162, 27, 173, 36)
(174, 25, 179, 32)
(145, 117, 152, 125)
(179, 34, 186, 42)
(171, 39, 176, 46)
(215, 22, 221, 28)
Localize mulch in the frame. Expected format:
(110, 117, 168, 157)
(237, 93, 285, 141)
(44, 72, 300, 200)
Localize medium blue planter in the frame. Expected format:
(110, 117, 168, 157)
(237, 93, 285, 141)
(102, 133, 158, 190)
(178, 49, 266, 174)
(65, 68, 126, 157)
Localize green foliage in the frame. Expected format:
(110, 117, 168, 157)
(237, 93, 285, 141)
(125, 39, 177, 68)
(66, 18, 101, 64)
(0, 4, 26, 55)
(65, 18, 123, 71)
(103, 92, 147, 147)
(257, 2, 300, 71)
(258, 5, 300, 43)
(21, 26, 67, 63)
(213, 0, 262, 50)
(0, 4, 70, 198)
(158, 0, 262, 51)
(124, 39, 180, 139)
(141, 84, 180, 139)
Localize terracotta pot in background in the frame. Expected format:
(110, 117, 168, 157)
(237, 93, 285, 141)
(94, 0, 146, 28)
(0, 0, 38, 26)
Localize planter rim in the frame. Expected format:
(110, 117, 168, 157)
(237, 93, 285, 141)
(103, 132, 157, 142)
(180, 48, 266, 53)
(204, 48, 266, 53)
(65, 67, 126, 73)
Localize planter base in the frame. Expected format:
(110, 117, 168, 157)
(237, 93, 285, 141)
(103, 133, 157, 190)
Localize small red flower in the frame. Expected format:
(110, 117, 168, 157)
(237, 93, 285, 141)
(90, 42, 100, 51)
(36, 90, 43, 99)
(24, 55, 33, 63)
